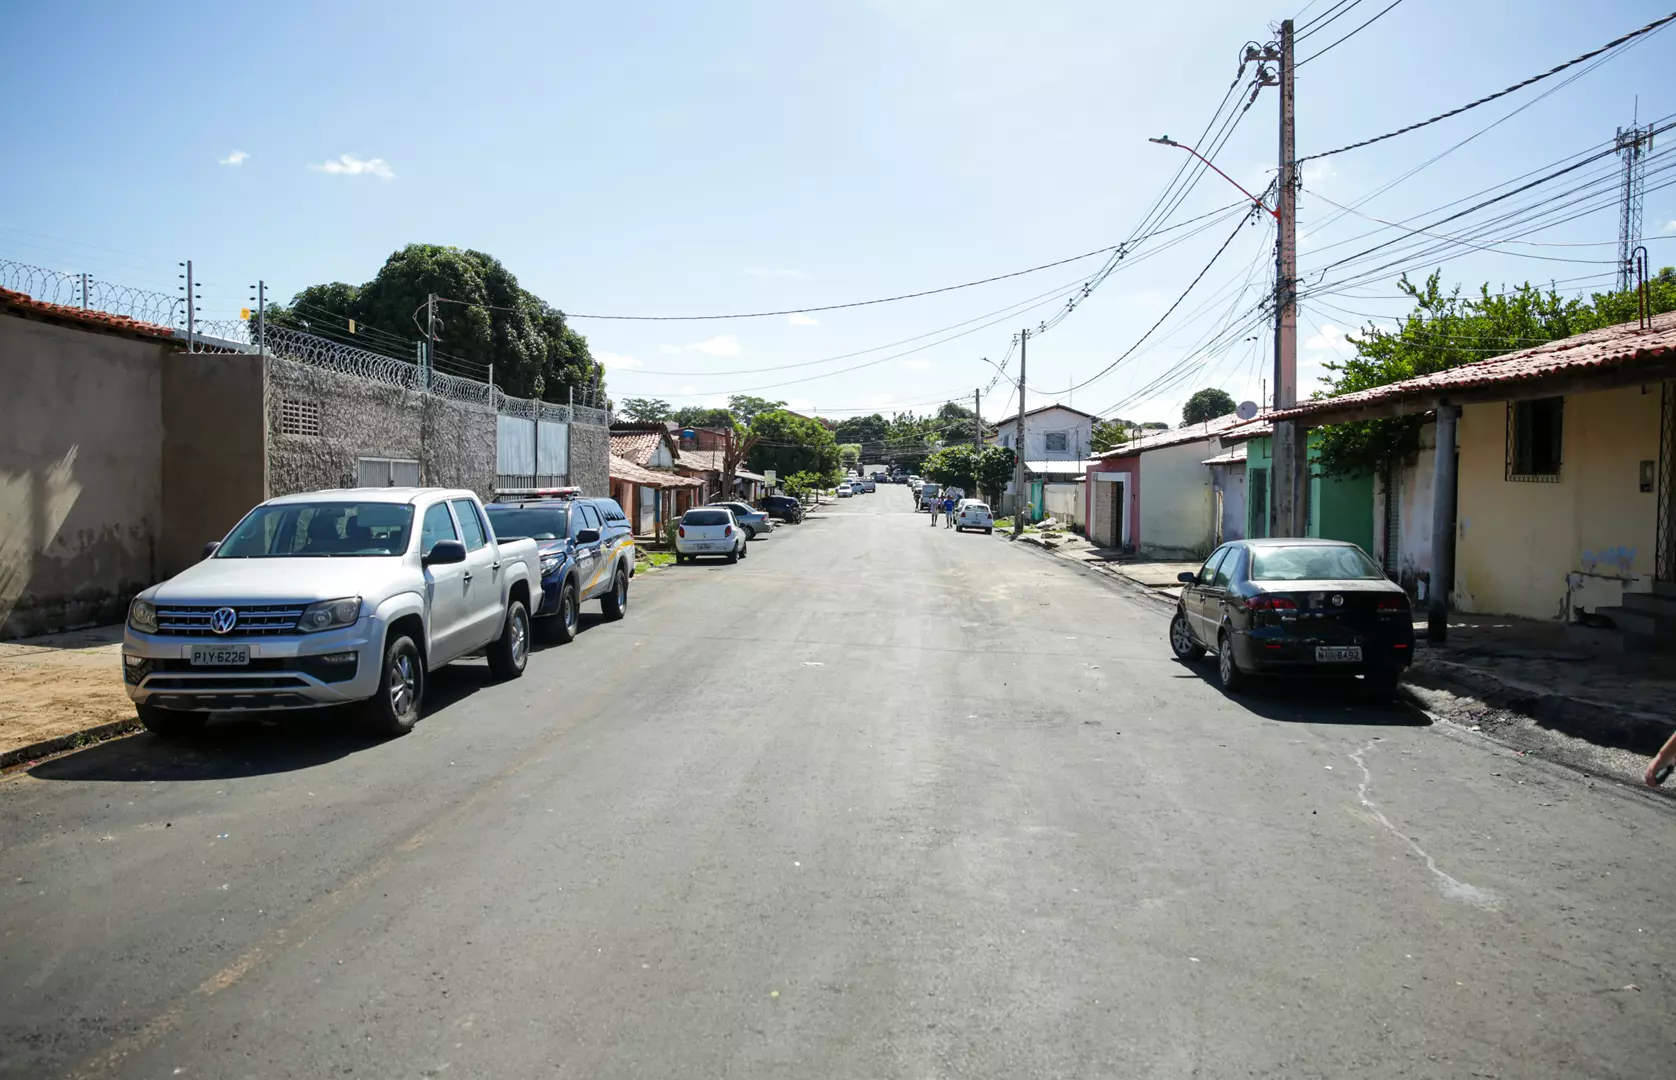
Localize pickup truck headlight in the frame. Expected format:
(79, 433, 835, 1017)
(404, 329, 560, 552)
(128, 598, 158, 634)
(540, 553, 563, 575)
(298, 596, 362, 633)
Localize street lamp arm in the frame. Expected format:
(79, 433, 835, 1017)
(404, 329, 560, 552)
(1148, 136, 1279, 220)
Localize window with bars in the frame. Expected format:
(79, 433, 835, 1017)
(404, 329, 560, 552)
(279, 398, 321, 437)
(1506, 397, 1564, 481)
(1043, 431, 1069, 453)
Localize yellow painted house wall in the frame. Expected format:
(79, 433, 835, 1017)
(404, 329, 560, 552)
(1453, 385, 1661, 621)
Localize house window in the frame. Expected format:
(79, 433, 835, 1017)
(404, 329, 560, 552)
(1506, 398, 1563, 481)
(1044, 431, 1069, 454)
(280, 398, 321, 437)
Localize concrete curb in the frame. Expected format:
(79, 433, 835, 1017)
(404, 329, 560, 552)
(1001, 532, 1180, 609)
(1, 717, 143, 771)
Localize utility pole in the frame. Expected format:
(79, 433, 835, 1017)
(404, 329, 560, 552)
(1270, 18, 1303, 538)
(1616, 113, 1653, 291)
(425, 292, 437, 392)
(1012, 328, 1029, 536)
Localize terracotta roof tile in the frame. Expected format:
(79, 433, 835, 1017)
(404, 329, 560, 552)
(609, 430, 664, 466)
(609, 455, 703, 488)
(0, 286, 177, 341)
(1270, 311, 1676, 423)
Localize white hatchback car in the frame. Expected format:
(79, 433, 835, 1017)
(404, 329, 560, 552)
(954, 500, 995, 534)
(674, 508, 748, 564)
(837, 484, 854, 498)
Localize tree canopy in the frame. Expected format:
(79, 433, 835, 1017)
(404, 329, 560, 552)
(746, 409, 842, 481)
(1181, 388, 1237, 426)
(1315, 269, 1676, 478)
(265, 244, 601, 405)
(619, 397, 672, 423)
(727, 395, 787, 424)
(920, 444, 1016, 502)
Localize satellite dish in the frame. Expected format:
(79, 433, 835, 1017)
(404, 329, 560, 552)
(1235, 400, 1258, 420)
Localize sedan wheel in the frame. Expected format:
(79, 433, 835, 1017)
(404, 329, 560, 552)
(1217, 632, 1247, 693)
(1169, 610, 1204, 660)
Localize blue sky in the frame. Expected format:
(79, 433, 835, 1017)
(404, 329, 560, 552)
(3, 0, 1673, 424)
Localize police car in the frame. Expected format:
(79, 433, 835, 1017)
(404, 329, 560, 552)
(485, 489, 636, 643)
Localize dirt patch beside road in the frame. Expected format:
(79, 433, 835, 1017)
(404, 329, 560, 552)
(0, 626, 133, 757)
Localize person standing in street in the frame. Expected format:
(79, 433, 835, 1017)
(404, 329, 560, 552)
(943, 495, 956, 528)
(927, 497, 939, 526)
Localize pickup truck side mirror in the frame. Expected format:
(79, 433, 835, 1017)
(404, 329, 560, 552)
(425, 539, 467, 566)
(574, 528, 601, 545)
(1177, 571, 1198, 584)
(202, 540, 221, 559)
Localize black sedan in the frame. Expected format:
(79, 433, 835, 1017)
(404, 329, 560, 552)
(759, 494, 804, 524)
(1168, 538, 1414, 695)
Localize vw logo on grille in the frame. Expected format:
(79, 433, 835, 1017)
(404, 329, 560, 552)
(209, 607, 239, 635)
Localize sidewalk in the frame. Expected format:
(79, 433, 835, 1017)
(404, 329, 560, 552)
(1007, 528, 1195, 603)
(0, 625, 139, 767)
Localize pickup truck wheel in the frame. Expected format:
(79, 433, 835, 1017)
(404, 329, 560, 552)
(361, 634, 424, 738)
(601, 565, 629, 621)
(487, 600, 531, 679)
(136, 702, 208, 739)
(540, 581, 580, 644)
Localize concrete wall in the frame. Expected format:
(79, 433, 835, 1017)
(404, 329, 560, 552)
(568, 422, 610, 497)
(1374, 421, 1437, 597)
(1136, 440, 1217, 558)
(0, 314, 165, 638)
(1454, 386, 1660, 620)
(265, 357, 496, 498)
(160, 352, 268, 577)
(1042, 482, 1083, 529)
(995, 408, 1094, 461)
(1087, 463, 1137, 549)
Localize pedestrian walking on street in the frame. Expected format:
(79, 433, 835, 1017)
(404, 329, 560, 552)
(927, 497, 938, 526)
(943, 495, 955, 527)
(1646, 727, 1676, 786)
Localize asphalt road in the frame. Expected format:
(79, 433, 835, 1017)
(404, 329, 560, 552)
(3, 490, 1674, 1079)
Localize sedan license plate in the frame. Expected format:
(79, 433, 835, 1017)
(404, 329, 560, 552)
(1315, 646, 1362, 663)
(191, 645, 250, 666)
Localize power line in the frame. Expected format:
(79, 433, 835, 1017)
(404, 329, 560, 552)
(1297, 10, 1676, 163)
(1295, 0, 1363, 40)
(1296, 0, 1407, 67)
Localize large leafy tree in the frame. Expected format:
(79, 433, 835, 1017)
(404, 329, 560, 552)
(265, 243, 601, 405)
(746, 409, 841, 479)
(919, 444, 1015, 502)
(1181, 388, 1237, 426)
(838, 443, 863, 472)
(728, 395, 787, 424)
(1091, 418, 1130, 451)
(1315, 269, 1676, 478)
(670, 405, 735, 430)
(619, 397, 672, 423)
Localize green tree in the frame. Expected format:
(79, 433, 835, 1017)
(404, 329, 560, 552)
(834, 413, 890, 462)
(619, 397, 673, 423)
(271, 244, 600, 404)
(921, 445, 978, 491)
(1140, 421, 1170, 430)
(976, 445, 1017, 503)
(727, 395, 787, 424)
(838, 443, 862, 472)
(1091, 418, 1130, 451)
(1181, 388, 1237, 426)
(746, 409, 841, 479)
(671, 405, 735, 430)
(1315, 269, 1676, 478)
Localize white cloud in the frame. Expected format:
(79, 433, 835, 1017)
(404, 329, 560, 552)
(787, 313, 819, 326)
(678, 385, 699, 395)
(902, 357, 934, 370)
(1667, 219, 1676, 231)
(659, 334, 743, 357)
(595, 350, 641, 370)
(1301, 160, 1336, 187)
(218, 149, 249, 167)
(1303, 323, 1358, 355)
(786, 396, 815, 412)
(745, 267, 808, 280)
(309, 154, 395, 181)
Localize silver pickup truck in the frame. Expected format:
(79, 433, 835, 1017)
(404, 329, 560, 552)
(122, 488, 538, 738)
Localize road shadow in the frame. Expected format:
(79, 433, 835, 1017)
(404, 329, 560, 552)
(530, 611, 609, 651)
(26, 664, 491, 783)
(1171, 657, 1431, 727)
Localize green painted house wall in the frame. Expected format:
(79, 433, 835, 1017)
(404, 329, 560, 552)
(1242, 433, 1374, 553)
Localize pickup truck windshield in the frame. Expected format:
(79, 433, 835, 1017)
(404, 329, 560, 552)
(218, 502, 415, 558)
(485, 507, 570, 541)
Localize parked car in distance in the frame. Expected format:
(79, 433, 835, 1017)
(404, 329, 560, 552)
(1169, 538, 1414, 696)
(485, 495, 635, 644)
(954, 500, 994, 533)
(675, 508, 747, 564)
(917, 484, 943, 512)
(859, 478, 877, 493)
(708, 500, 774, 538)
(759, 494, 804, 524)
(838, 483, 854, 498)
(122, 488, 539, 739)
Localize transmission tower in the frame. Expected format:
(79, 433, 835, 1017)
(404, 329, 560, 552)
(1616, 120, 1653, 291)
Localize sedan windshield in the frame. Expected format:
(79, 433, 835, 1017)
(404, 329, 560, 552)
(683, 510, 731, 526)
(1250, 544, 1382, 581)
(218, 502, 413, 558)
(486, 507, 570, 541)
